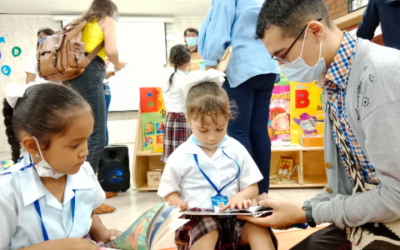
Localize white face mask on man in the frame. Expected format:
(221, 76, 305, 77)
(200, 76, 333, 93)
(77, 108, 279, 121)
(32, 137, 65, 179)
(280, 27, 326, 83)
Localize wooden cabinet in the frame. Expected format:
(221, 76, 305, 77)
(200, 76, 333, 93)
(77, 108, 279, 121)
(133, 109, 327, 191)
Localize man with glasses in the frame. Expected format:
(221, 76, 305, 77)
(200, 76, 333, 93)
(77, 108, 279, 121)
(238, 0, 400, 249)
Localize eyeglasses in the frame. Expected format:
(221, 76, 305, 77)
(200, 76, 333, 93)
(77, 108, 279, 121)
(271, 18, 323, 64)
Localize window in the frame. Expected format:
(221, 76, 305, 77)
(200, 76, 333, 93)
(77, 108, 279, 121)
(349, 0, 368, 12)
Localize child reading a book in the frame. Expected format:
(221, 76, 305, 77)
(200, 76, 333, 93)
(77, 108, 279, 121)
(158, 70, 277, 250)
(0, 83, 121, 250)
(161, 44, 193, 163)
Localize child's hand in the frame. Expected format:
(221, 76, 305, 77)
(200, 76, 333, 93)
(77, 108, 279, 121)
(177, 201, 188, 212)
(101, 229, 122, 243)
(220, 197, 252, 212)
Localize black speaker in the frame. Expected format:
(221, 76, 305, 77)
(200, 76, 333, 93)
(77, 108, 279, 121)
(98, 145, 130, 192)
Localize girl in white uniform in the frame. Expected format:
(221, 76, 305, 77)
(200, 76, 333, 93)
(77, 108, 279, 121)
(158, 70, 276, 250)
(0, 83, 121, 250)
(161, 44, 192, 163)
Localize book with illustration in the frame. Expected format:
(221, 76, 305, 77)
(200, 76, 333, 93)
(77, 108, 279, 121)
(268, 76, 291, 146)
(102, 203, 189, 250)
(183, 206, 273, 218)
(140, 88, 167, 152)
(290, 81, 324, 144)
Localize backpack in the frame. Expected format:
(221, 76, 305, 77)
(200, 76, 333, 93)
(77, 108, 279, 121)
(37, 21, 104, 82)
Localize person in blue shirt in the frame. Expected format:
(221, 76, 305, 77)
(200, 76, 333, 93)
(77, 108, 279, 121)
(198, 0, 280, 194)
(357, 0, 400, 50)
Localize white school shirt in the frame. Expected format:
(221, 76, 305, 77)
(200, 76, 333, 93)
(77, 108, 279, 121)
(0, 153, 105, 250)
(161, 67, 188, 113)
(158, 135, 263, 210)
(24, 51, 50, 84)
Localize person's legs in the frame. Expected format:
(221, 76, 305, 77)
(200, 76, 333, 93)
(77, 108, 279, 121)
(249, 74, 275, 193)
(291, 224, 351, 250)
(191, 229, 219, 250)
(240, 222, 275, 250)
(103, 83, 111, 146)
(66, 58, 107, 173)
(223, 79, 254, 154)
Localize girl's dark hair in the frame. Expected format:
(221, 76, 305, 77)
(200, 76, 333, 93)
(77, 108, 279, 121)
(37, 28, 54, 37)
(74, 0, 118, 24)
(3, 84, 91, 163)
(166, 44, 191, 92)
(186, 82, 236, 126)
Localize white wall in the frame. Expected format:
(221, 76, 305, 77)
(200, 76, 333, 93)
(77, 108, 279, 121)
(0, 16, 62, 160)
(0, 15, 205, 161)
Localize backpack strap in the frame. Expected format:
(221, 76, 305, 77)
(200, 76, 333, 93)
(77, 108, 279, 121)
(86, 41, 105, 61)
(73, 41, 104, 76)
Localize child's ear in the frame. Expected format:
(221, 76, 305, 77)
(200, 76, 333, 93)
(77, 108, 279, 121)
(22, 136, 40, 156)
(185, 114, 192, 128)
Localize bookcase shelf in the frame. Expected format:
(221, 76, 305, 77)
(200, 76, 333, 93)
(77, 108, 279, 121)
(133, 106, 327, 191)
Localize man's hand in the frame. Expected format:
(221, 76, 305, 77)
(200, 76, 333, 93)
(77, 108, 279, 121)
(237, 200, 306, 229)
(252, 192, 270, 206)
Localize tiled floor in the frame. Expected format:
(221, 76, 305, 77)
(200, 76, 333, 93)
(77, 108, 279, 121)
(99, 188, 323, 232)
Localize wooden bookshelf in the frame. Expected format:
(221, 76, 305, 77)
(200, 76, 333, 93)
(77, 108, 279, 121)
(269, 145, 327, 188)
(133, 106, 327, 191)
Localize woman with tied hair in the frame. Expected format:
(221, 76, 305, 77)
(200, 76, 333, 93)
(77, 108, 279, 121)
(65, 0, 127, 214)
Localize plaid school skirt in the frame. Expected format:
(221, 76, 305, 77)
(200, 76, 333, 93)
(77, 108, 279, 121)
(161, 112, 192, 163)
(175, 208, 278, 250)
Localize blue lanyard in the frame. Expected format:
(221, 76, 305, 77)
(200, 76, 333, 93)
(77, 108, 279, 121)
(193, 149, 241, 195)
(0, 162, 34, 176)
(34, 190, 76, 241)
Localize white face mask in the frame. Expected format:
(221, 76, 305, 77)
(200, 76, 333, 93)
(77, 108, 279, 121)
(32, 137, 65, 179)
(280, 28, 326, 83)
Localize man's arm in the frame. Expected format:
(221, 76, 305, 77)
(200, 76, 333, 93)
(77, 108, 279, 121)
(357, 0, 380, 40)
(312, 102, 400, 228)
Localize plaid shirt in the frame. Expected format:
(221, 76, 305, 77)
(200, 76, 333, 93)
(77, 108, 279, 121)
(323, 32, 379, 185)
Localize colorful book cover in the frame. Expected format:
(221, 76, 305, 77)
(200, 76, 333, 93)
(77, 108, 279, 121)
(268, 76, 291, 146)
(105, 203, 188, 250)
(106, 203, 164, 250)
(0, 160, 13, 171)
(290, 81, 324, 144)
(140, 88, 167, 151)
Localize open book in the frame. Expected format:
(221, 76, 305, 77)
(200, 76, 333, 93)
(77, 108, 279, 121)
(104, 203, 189, 250)
(183, 206, 273, 218)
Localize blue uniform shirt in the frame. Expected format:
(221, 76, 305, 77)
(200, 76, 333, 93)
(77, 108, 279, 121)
(198, 0, 280, 88)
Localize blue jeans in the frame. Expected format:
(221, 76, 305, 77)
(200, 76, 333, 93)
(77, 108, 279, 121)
(65, 56, 106, 173)
(103, 83, 111, 146)
(223, 74, 276, 193)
